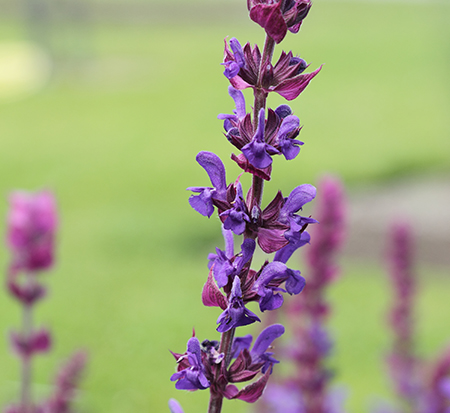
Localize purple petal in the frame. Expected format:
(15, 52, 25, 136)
(188, 188, 214, 217)
(278, 115, 299, 137)
(274, 231, 310, 263)
(229, 38, 245, 68)
(168, 399, 184, 413)
(274, 105, 292, 120)
(241, 140, 274, 169)
(231, 335, 253, 359)
(251, 324, 285, 359)
(280, 184, 316, 217)
(254, 261, 289, 292)
(284, 268, 305, 295)
(223, 226, 235, 258)
(233, 238, 256, 272)
(279, 138, 303, 160)
(196, 152, 227, 196)
(228, 86, 246, 119)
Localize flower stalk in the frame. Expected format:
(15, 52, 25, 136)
(170, 1, 322, 411)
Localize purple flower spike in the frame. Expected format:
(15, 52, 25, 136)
(254, 261, 305, 311)
(241, 109, 279, 169)
(170, 337, 210, 390)
(217, 276, 261, 333)
(277, 115, 303, 160)
(251, 324, 285, 373)
(7, 190, 57, 273)
(168, 399, 184, 413)
(274, 230, 310, 264)
(188, 152, 227, 217)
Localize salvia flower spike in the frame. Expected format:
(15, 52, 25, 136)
(170, 0, 321, 411)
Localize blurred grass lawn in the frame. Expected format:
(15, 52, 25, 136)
(0, 0, 449, 412)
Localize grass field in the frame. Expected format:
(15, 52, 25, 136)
(0, 0, 449, 412)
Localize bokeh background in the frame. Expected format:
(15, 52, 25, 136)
(0, 0, 449, 411)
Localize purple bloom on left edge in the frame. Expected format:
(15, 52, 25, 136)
(187, 152, 228, 217)
(241, 109, 279, 169)
(7, 191, 57, 273)
(217, 276, 261, 333)
(170, 337, 210, 390)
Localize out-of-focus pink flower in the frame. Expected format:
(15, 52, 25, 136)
(7, 191, 58, 272)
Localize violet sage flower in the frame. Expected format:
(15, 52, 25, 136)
(241, 108, 279, 169)
(171, 337, 210, 390)
(188, 151, 227, 218)
(216, 276, 261, 333)
(209, 236, 256, 288)
(253, 261, 305, 312)
(279, 183, 317, 241)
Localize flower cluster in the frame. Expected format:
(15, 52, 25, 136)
(170, 1, 321, 412)
(6, 191, 57, 401)
(4, 190, 86, 413)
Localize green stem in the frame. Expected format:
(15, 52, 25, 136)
(20, 275, 34, 413)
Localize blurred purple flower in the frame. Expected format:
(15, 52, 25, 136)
(10, 329, 51, 359)
(168, 399, 184, 413)
(7, 191, 57, 273)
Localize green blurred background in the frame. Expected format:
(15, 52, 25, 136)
(0, 0, 449, 411)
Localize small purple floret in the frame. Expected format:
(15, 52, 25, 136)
(222, 38, 245, 79)
(187, 152, 227, 218)
(170, 337, 210, 390)
(253, 261, 305, 312)
(241, 109, 279, 169)
(279, 184, 317, 240)
(216, 276, 260, 333)
(220, 183, 250, 235)
(274, 230, 310, 264)
(250, 324, 285, 373)
(277, 115, 303, 160)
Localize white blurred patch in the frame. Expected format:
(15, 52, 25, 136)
(0, 41, 52, 101)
